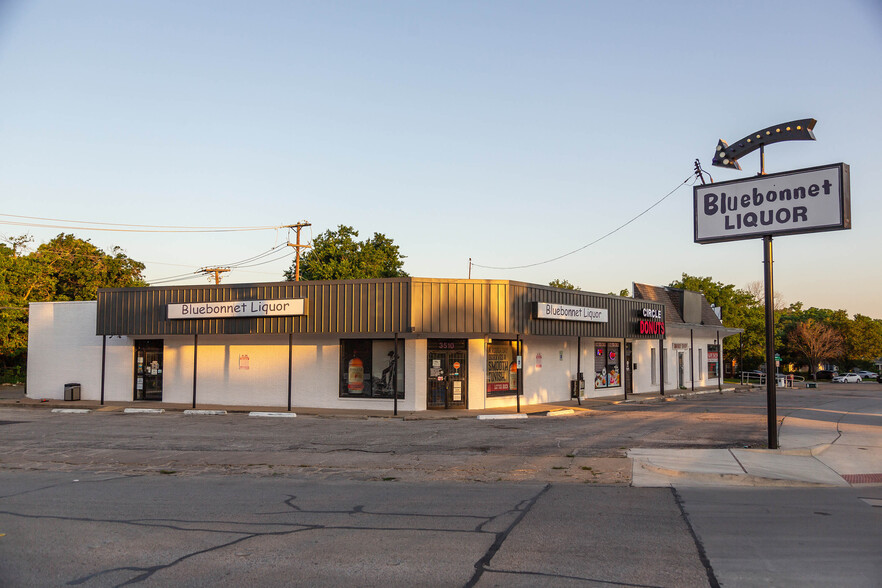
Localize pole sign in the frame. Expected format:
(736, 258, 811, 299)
(694, 163, 850, 244)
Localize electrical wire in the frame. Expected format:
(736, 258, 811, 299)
(0, 213, 282, 233)
(472, 174, 695, 271)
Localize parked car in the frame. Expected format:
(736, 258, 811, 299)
(815, 370, 837, 380)
(832, 372, 862, 383)
(856, 370, 878, 379)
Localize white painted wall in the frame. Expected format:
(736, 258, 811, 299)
(26, 301, 132, 401)
(467, 338, 487, 410)
(521, 337, 576, 404)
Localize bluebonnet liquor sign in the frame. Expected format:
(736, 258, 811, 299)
(694, 163, 850, 244)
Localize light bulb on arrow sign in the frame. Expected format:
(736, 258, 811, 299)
(712, 118, 816, 170)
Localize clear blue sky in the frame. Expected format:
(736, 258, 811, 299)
(1, 1, 880, 317)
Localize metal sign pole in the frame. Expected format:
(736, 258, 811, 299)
(763, 235, 778, 449)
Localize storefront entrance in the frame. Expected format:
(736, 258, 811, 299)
(427, 339, 468, 409)
(134, 340, 163, 401)
(624, 342, 633, 396)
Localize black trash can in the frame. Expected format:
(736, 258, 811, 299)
(64, 383, 81, 401)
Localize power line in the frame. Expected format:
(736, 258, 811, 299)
(0, 213, 282, 233)
(471, 174, 695, 271)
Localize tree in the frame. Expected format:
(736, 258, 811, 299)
(32, 233, 146, 301)
(549, 279, 580, 290)
(0, 233, 147, 375)
(285, 225, 408, 281)
(669, 274, 765, 370)
(786, 319, 844, 379)
(847, 314, 882, 365)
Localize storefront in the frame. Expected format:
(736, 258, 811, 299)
(26, 278, 732, 411)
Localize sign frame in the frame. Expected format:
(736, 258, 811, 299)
(693, 162, 850, 244)
(532, 301, 609, 323)
(167, 299, 306, 320)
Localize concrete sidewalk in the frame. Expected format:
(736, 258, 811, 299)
(0, 383, 732, 419)
(630, 396, 882, 488)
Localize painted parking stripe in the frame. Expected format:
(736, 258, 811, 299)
(184, 410, 227, 416)
(123, 408, 165, 414)
(477, 414, 528, 420)
(249, 412, 296, 418)
(51, 408, 92, 414)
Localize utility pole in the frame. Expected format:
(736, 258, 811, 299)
(284, 221, 312, 281)
(200, 267, 230, 285)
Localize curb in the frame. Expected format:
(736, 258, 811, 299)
(184, 410, 227, 416)
(249, 412, 296, 418)
(477, 414, 529, 420)
(635, 459, 841, 487)
(50, 408, 92, 414)
(123, 408, 165, 414)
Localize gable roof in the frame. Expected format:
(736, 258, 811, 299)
(632, 283, 723, 327)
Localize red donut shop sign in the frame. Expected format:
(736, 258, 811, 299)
(638, 308, 665, 336)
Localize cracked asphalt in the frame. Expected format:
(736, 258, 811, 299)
(2, 384, 880, 586)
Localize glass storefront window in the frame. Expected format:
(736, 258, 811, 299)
(708, 344, 720, 379)
(340, 339, 404, 399)
(486, 340, 518, 398)
(594, 342, 621, 388)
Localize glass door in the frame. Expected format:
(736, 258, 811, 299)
(134, 340, 163, 401)
(427, 340, 468, 409)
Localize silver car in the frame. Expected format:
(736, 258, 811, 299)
(832, 372, 862, 383)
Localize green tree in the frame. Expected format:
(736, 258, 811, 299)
(669, 274, 764, 370)
(0, 233, 147, 375)
(549, 279, 580, 290)
(846, 314, 882, 366)
(285, 225, 408, 281)
(32, 233, 146, 301)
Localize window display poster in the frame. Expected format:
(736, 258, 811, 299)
(340, 339, 404, 399)
(708, 344, 720, 379)
(371, 339, 404, 398)
(487, 341, 518, 396)
(342, 339, 371, 396)
(594, 342, 621, 388)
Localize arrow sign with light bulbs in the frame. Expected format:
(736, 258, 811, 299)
(712, 118, 817, 170)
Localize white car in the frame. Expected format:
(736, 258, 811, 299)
(832, 373, 862, 383)
(856, 370, 878, 379)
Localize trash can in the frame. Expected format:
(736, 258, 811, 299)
(64, 383, 81, 401)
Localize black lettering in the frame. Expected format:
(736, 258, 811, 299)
(776, 208, 791, 223)
(760, 210, 774, 226)
(822, 179, 832, 195)
(703, 194, 719, 216)
(779, 188, 791, 201)
(752, 187, 763, 206)
(808, 184, 819, 197)
(744, 212, 758, 227)
(741, 194, 750, 208)
(793, 206, 808, 222)
(794, 186, 806, 199)
(766, 190, 777, 202)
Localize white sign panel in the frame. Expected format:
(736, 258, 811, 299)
(694, 163, 850, 244)
(533, 302, 608, 323)
(168, 299, 306, 319)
